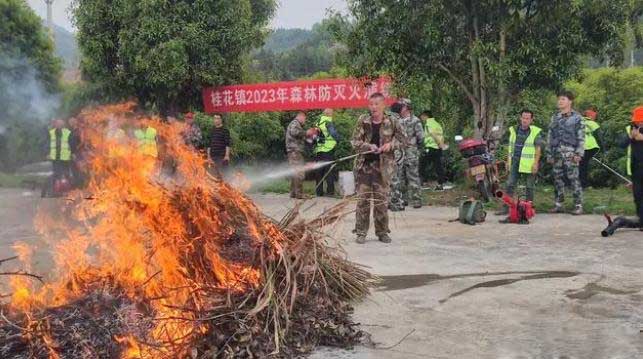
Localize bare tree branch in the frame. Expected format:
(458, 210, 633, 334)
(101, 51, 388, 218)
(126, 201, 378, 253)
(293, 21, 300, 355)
(0, 271, 44, 283)
(0, 256, 18, 267)
(437, 63, 478, 107)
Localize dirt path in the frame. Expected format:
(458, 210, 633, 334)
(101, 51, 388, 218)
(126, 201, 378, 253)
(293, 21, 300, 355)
(1, 189, 643, 358)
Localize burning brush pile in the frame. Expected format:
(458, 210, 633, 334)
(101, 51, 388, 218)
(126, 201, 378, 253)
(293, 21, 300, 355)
(0, 103, 373, 358)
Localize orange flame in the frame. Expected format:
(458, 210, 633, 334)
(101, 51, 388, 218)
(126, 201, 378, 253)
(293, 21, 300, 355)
(6, 102, 288, 357)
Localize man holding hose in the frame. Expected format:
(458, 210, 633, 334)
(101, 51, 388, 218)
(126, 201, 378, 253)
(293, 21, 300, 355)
(351, 92, 407, 244)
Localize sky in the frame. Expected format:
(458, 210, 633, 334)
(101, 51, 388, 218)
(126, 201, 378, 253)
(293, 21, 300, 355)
(25, 0, 348, 33)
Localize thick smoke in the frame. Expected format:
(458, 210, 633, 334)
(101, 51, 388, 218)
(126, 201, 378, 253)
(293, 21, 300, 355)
(0, 55, 61, 125)
(0, 55, 61, 171)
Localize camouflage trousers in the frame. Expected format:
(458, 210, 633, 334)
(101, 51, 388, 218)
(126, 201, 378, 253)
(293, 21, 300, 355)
(390, 148, 422, 208)
(354, 160, 390, 237)
(288, 151, 305, 198)
(552, 150, 583, 206)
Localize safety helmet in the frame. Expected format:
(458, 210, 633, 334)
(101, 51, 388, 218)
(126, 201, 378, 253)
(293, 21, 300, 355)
(633, 106, 643, 124)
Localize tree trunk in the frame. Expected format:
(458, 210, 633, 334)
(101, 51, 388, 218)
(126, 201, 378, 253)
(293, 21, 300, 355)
(487, 27, 509, 151)
(471, 10, 486, 139)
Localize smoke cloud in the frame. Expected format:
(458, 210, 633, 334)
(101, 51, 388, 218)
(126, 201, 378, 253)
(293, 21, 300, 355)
(0, 55, 61, 125)
(0, 55, 62, 171)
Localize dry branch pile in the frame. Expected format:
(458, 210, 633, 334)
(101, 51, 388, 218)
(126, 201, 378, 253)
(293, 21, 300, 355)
(0, 103, 373, 358)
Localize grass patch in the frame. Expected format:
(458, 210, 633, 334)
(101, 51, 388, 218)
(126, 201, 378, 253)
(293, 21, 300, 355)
(257, 179, 636, 216)
(253, 179, 317, 195)
(424, 184, 636, 216)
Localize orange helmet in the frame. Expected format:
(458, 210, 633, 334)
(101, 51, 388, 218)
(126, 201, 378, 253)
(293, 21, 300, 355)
(633, 106, 643, 124)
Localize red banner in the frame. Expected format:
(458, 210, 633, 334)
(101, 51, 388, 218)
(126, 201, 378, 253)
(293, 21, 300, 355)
(202, 77, 395, 113)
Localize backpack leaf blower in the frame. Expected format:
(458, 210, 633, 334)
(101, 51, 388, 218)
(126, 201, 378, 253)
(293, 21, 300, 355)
(601, 214, 640, 237)
(496, 191, 535, 224)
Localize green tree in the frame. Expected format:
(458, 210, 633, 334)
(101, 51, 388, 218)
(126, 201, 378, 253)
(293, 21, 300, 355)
(0, 0, 62, 171)
(71, 0, 277, 113)
(339, 0, 634, 139)
(250, 19, 347, 81)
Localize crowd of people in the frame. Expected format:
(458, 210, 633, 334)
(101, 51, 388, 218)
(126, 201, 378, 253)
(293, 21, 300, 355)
(285, 92, 643, 244)
(42, 111, 232, 197)
(43, 93, 643, 244)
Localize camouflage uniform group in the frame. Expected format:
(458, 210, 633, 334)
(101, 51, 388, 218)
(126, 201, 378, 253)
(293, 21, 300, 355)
(282, 90, 642, 244)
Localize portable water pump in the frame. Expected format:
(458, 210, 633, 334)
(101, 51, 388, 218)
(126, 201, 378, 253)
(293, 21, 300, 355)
(496, 190, 535, 224)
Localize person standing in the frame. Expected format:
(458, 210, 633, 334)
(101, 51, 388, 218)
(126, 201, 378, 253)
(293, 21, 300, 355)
(497, 110, 544, 215)
(133, 117, 159, 175)
(579, 107, 600, 188)
(42, 118, 72, 197)
(313, 108, 340, 196)
(546, 91, 585, 215)
(389, 99, 424, 210)
(181, 112, 203, 150)
(207, 114, 232, 177)
(352, 93, 406, 244)
(285, 111, 307, 199)
(419, 111, 448, 190)
(67, 116, 84, 188)
(622, 106, 643, 229)
(133, 117, 159, 158)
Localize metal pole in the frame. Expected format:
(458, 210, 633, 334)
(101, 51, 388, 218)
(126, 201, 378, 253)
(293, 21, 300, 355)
(592, 157, 632, 185)
(44, 0, 54, 40)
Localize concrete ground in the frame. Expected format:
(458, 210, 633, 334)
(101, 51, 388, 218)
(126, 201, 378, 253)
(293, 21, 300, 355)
(2, 189, 643, 358)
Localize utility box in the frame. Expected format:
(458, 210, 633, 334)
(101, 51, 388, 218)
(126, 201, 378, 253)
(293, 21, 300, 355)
(338, 171, 355, 197)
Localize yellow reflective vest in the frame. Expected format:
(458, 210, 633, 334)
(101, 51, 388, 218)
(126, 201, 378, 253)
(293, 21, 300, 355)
(314, 115, 337, 154)
(134, 127, 158, 158)
(423, 118, 443, 149)
(508, 125, 542, 174)
(48, 128, 72, 161)
(583, 118, 600, 150)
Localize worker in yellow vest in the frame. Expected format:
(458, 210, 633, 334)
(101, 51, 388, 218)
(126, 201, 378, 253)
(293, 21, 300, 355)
(419, 111, 450, 190)
(313, 108, 340, 196)
(133, 117, 159, 176)
(133, 118, 159, 158)
(42, 118, 72, 197)
(497, 109, 544, 215)
(579, 108, 601, 188)
(620, 106, 643, 228)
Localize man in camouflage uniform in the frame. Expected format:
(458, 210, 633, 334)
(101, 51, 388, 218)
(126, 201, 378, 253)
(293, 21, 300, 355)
(352, 93, 407, 244)
(285, 111, 307, 199)
(389, 99, 424, 210)
(546, 91, 585, 215)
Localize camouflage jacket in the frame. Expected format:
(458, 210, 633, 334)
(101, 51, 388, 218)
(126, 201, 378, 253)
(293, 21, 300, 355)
(351, 113, 407, 183)
(546, 110, 585, 157)
(400, 114, 425, 148)
(285, 119, 306, 153)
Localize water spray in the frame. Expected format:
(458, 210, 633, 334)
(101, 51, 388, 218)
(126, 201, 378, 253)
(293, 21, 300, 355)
(312, 151, 374, 193)
(237, 151, 374, 189)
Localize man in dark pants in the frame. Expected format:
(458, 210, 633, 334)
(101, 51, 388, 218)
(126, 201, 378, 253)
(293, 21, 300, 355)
(42, 118, 72, 197)
(207, 114, 232, 178)
(68, 116, 84, 188)
(419, 111, 447, 189)
(622, 106, 643, 229)
(313, 108, 340, 196)
(579, 108, 600, 188)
